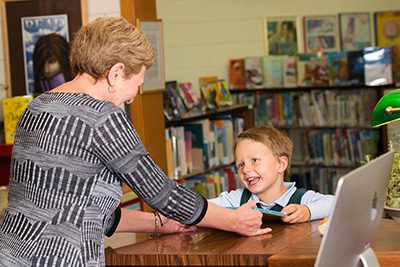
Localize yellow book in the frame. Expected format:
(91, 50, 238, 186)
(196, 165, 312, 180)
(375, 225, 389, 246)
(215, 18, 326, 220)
(165, 130, 174, 179)
(2, 95, 32, 144)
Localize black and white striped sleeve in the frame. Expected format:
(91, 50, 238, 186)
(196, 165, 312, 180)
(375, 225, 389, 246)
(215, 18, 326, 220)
(93, 110, 207, 225)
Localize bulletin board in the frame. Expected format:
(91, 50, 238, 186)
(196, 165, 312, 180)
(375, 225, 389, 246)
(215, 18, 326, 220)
(1, 0, 87, 97)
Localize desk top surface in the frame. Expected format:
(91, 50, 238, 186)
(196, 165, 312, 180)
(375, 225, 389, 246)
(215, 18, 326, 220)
(105, 220, 319, 266)
(105, 219, 400, 266)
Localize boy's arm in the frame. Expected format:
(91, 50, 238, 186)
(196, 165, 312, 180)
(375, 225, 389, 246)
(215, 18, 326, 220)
(301, 191, 334, 220)
(281, 191, 334, 223)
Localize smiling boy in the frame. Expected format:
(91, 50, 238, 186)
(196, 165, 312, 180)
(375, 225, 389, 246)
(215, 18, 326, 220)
(209, 125, 333, 223)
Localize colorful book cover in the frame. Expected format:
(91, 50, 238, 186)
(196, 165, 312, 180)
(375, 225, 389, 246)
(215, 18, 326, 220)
(244, 57, 263, 89)
(326, 51, 349, 86)
(363, 47, 393, 86)
(296, 53, 315, 87)
(347, 50, 365, 86)
(199, 76, 218, 110)
(165, 81, 187, 118)
(2, 95, 33, 144)
(178, 82, 202, 110)
(262, 56, 284, 88)
(162, 90, 179, 120)
(309, 57, 329, 86)
(184, 122, 209, 169)
(215, 79, 233, 107)
(177, 82, 194, 109)
(165, 128, 174, 179)
(229, 59, 246, 90)
(283, 56, 297, 88)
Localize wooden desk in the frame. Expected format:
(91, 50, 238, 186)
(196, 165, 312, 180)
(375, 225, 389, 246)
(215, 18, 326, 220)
(268, 219, 400, 267)
(105, 220, 320, 266)
(105, 219, 400, 266)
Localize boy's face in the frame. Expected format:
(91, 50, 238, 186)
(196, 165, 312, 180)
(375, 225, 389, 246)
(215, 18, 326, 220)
(235, 139, 287, 195)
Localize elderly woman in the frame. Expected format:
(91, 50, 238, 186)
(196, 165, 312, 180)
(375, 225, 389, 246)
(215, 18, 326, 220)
(0, 17, 270, 266)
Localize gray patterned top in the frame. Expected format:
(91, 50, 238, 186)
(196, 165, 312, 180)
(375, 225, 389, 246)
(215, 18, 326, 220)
(0, 92, 206, 266)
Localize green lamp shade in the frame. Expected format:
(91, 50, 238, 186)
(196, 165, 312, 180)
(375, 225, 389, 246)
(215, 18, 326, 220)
(371, 89, 400, 128)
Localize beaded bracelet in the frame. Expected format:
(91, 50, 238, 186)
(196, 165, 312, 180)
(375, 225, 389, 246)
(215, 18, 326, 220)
(150, 211, 164, 238)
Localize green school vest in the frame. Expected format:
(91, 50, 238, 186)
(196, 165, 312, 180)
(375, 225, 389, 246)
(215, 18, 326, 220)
(239, 188, 307, 211)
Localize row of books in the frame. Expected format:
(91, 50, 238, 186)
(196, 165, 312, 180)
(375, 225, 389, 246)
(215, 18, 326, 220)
(182, 166, 240, 199)
(164, 78, 234, 120)
(229, 46, 399, 90)
(292, 128, 380, 167)
(234, 88, 378, 127)
(165, 116, 244, 180)
(290, 167, 350, 195)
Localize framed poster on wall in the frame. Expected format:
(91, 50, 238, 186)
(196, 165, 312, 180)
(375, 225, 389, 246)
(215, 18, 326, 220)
(1, 0, 87, 96)
(374, 11, 400, 47)
(263, 16, 301, 56)
(303, 15, 339, 53)
(339, 12, 372, 51)
(136, 19, 165, 94)
(21, 15, 70, 94)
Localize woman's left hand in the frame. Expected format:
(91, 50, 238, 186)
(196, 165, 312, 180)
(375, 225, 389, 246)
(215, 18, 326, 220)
(159, 215, 197, 234)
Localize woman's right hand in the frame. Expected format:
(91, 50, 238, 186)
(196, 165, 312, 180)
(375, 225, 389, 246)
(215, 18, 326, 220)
(231, 200, 272, 236)
(199, 201, 272, 236)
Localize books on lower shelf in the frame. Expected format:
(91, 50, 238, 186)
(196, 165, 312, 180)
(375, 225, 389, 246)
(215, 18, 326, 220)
(290, 167, 350, 195)
(165, 116, 244, 180)
(298, 128, 379, 167)
(238, 88, 378, 128)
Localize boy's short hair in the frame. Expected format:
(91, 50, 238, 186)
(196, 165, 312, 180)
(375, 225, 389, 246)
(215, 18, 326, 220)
(70, 17, 155, 81)
(235, 124, 293, 177)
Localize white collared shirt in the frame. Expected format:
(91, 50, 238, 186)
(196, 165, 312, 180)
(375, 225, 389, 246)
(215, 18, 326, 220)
(208, 182, 334, 220)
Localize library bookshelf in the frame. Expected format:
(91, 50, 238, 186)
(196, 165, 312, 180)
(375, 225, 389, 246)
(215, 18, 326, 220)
(231, 84, 395, 194)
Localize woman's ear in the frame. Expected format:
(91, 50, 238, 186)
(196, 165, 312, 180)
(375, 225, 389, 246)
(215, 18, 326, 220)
(107, 63, 125, 91)
(278, 156, 289, 174)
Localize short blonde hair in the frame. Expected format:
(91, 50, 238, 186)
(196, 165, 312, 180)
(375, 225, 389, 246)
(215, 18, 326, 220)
(235, 125, 293, 177)
(70, 17, 155, 80)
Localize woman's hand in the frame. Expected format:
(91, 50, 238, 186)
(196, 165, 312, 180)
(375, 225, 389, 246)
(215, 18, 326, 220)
(159, 215, 197, 234)
(231, 201, 272, 236)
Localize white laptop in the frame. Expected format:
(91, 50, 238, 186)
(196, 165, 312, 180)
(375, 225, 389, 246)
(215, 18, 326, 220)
(315, 150, 395, 267)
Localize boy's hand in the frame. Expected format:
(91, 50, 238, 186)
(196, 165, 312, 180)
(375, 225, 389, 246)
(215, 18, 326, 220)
(233, 201, 272, 236)
(281, 204, 311, 224)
